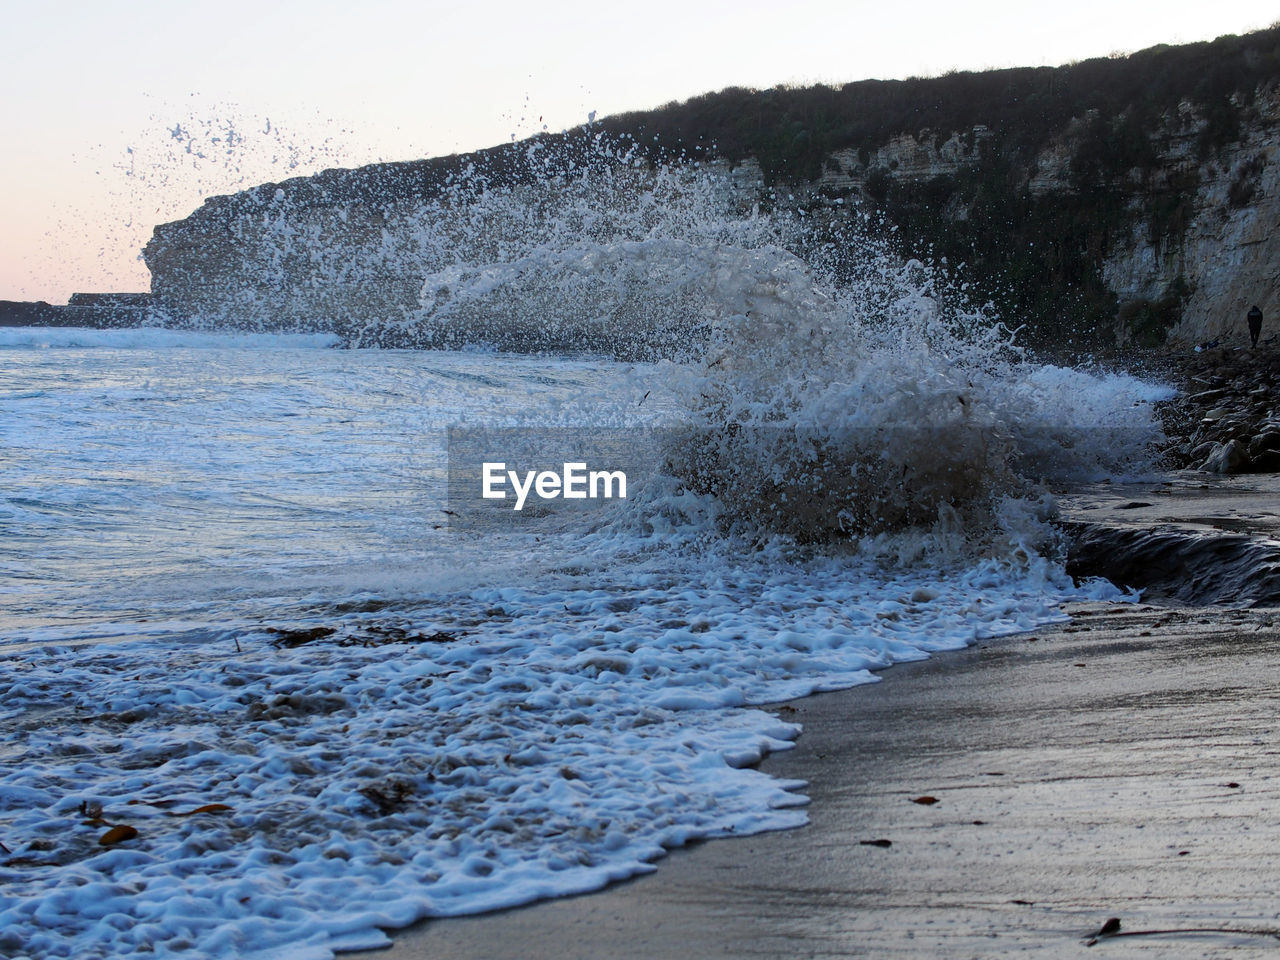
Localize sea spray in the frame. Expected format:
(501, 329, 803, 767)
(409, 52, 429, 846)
(322, 135, 1166, 544)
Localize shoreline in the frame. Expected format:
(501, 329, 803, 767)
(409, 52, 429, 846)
(1060, 473, 1280, 606)
(380, 603, 1280, 959)
(376, 477, 1280, 959)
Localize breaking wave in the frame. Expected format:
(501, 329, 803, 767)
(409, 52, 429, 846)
(271, 136, 1167, 547)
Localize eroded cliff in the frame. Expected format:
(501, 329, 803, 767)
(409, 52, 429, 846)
(143, 27, 1280, 351)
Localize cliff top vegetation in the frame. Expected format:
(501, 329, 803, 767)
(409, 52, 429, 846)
(181, 23, 1280, 217)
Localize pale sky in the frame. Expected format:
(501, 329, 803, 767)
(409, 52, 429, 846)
(1, 0, 1276, 302)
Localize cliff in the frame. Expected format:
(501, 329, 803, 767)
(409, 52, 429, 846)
(143, 26, 1280, 351)
(0, 296, 155, 329)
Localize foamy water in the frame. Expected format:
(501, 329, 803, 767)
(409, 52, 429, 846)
(0, 139, 1171, 959)
(0, 330, 1153, 959)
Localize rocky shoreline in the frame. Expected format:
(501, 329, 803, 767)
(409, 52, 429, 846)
(1054, 345, 1280, 606)
(1148, 343, 1280, 473)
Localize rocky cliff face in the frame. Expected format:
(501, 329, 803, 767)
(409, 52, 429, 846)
(779, 89, 1279, 349)
(144, 190, 432, 333)
(143, 31, 1280, 351)
(1103, 102, 1280, 346)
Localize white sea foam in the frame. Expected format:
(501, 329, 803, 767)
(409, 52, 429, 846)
(0, 535, 1126, 960)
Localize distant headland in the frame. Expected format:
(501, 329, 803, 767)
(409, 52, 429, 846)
(0, 294, 155, 329)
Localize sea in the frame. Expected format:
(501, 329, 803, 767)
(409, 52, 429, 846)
(0, 144, 1174, 959)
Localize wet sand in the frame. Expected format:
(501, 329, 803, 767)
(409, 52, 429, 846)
(1057, 472, 1280, 542)
(376, 477, 1280, 959)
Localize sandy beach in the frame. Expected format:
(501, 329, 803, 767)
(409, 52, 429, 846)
(378, 475, 1280, 959)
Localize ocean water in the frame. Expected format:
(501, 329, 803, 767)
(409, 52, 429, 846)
(0, 142, 1173, 959)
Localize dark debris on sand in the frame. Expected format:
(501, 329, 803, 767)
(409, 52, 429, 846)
(267, 625, 460, 649)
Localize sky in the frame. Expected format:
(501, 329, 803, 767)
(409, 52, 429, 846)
(1, 0, 1277, 303)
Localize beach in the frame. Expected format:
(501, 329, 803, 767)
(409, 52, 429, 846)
(381, 477, 1280, 959)
(5, 12, 1280, 959)
(8, 331, 1143, 960)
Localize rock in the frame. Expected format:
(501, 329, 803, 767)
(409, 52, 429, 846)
(1189, 440, 1219, 463)
(1249, 431, 1280, 458)
(1249, 448, 1280, 472)
(0, 297, 154, 329)
(1188, 389, 1229, 404)
(1202, 439, 1250, 474)
(1154, 348, 1280, 469)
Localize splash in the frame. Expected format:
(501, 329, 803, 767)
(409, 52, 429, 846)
(147, 133, 1168, 546)
(653, 247, 1166, 546)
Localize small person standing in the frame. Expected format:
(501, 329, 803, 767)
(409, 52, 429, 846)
(1248, 304, 1263, 348)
